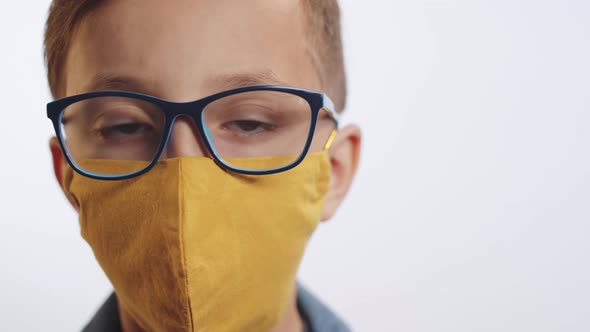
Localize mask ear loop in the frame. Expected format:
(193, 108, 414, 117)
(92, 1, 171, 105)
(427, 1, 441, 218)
(322, 129, 338, 151)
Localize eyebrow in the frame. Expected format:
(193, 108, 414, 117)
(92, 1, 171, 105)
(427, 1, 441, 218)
(207, 70, 289, 92)
(77, 74, 153, 95)
(77, 70, 290, 98)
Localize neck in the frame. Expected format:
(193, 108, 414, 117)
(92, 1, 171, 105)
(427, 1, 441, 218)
(117, 287, 304, 332)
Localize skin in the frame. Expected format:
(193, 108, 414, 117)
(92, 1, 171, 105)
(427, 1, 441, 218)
(49, 0, 361, 331)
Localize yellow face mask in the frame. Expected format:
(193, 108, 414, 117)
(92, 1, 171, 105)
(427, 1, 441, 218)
(62, 152, 330, 332)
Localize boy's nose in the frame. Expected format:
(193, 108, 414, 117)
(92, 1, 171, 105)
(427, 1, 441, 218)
(164, 116, 208, 158)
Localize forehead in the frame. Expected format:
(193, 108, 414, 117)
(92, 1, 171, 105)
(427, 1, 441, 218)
(65, 0, 321, 100)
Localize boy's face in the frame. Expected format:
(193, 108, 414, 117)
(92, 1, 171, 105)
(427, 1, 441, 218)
(52, 0, 360, 219)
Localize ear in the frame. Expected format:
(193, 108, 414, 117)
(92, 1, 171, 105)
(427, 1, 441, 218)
(50, 137, 80, 212)
(321, 124, 361, 221)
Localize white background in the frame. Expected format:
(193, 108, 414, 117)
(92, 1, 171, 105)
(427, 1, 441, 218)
(1, 1, 589, 331)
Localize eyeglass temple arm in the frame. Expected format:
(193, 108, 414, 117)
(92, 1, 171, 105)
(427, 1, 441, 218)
(323, 94, 339, 124)
(321, 94, 339, 151)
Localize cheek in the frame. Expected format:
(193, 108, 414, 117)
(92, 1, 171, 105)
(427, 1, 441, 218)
(50, 140, 65, 185)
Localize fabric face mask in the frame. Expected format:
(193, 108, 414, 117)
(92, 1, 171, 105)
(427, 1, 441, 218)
(62, 152, 330, 332)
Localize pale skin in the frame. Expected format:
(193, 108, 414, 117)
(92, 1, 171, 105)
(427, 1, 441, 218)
(49, 1, 361, 331)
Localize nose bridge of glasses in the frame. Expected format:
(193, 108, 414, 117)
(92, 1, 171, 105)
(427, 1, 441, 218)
(164, 99, 205, 117)
(165, 102, 209, 158)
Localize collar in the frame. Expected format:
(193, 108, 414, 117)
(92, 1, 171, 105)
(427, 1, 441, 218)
(82, 284, 351, 332)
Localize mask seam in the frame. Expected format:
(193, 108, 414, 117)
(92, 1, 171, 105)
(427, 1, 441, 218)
(177, 159, 195, 331)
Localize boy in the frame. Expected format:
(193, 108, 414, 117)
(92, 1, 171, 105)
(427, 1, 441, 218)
(44, 1, 361, 331)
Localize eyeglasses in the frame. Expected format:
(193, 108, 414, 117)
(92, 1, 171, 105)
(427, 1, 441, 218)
(47, 85, 339, 180)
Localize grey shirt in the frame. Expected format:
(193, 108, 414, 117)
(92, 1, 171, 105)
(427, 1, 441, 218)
(82, 285, 351, 332)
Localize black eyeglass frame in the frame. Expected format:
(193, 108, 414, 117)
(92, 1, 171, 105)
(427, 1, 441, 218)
(47, 85, 339, 180)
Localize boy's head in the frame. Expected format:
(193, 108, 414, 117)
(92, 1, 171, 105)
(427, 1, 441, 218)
(44, 1, 361, 331)
(46, 0, 360, 220)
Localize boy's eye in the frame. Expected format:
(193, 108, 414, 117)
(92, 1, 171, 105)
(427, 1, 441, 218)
(99, 122, 155, 138)
(91, 108, 162, 143)
(223, 120, 274, 134)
